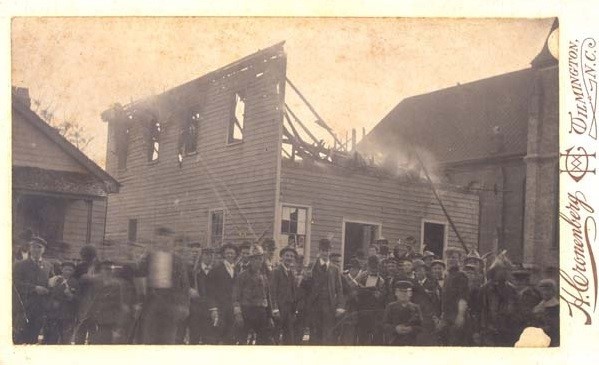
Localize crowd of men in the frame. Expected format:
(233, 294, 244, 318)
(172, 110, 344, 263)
(12, 229, 559, 346)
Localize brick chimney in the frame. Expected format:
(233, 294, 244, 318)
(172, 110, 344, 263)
(12, 86, 31, 109)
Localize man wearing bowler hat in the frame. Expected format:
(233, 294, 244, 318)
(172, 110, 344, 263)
(13, 236, 54, 344)
(271, 246, 299, 344)
(308, 238, 345, 345)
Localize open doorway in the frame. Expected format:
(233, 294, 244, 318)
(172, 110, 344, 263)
(421, 220, 447, 259)
(342, 221, 380, 268)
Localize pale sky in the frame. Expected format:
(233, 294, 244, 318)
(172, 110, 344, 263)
(11, 17, 554, 166)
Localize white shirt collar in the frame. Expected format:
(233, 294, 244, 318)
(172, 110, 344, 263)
(319, 258, 330, 268)
(224, 260, 235, 277)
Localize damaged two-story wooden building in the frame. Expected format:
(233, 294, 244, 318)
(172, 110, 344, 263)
(101, 42, 481, 266)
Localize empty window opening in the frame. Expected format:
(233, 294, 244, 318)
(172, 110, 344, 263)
(128, 219, 138, 242)
(210, 210, 224, 246)
(148, 120, 161, 161)
(229, 92, 245, 143)
(182, 112, 200, 155)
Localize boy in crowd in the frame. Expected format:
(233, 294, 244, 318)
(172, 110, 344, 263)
(383, 280, 423, 345)
(46, 262, 79, 344)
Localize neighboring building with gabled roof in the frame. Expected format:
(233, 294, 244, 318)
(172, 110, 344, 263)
(12, 86, 119, 260)
(359, 19, 559, 274)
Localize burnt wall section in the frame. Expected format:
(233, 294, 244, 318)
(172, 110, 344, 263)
(103, 45, 286, 252)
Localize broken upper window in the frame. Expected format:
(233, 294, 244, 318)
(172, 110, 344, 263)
(114, 122, 130, 170)
(181, 112, 200, 155)
(281, 206, 308, 248)
(148, 119, 161, 161)
(228, 92, 246, 143)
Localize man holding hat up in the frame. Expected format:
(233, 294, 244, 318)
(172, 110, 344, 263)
(13, 236, 54, 344)
(271, 246, 299, 344)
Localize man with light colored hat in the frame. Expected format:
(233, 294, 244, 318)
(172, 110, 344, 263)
(422, 250, 436, 269)
(233, 244, 274, 344)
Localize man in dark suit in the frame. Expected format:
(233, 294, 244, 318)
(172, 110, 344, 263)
(208, 242, 239, 344)
(182, 247, 217, 344)
(12, 236, 54, 344)
(271, 246, 298, 344)
(308, 239, 345, 345)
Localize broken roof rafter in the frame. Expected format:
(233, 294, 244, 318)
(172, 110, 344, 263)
(285, 76, 343, 147)
(284, 103, 321, 146)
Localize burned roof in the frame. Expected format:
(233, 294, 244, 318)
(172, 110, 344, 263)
(13, 166, 110, 197)
(101, 41, 286, 122)
(359, 68, 536, 165)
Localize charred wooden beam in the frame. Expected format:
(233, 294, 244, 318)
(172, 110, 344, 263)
(285, 77, 343, 147)
(284, 104, 320, 145)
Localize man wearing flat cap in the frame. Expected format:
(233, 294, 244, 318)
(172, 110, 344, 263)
(233, 244, 274, 344)
(308, 238, 345, 345)
(270, 246, 299, 344)
(13, 236, 54, 344)
(383, 280, 423, 345)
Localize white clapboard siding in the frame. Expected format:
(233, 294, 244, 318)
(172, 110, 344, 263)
(280, 161, 480, 262)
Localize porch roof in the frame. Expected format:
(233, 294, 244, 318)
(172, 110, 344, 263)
(13, 166, 109, 198)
